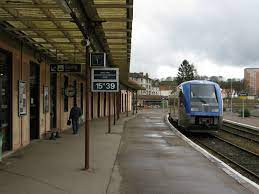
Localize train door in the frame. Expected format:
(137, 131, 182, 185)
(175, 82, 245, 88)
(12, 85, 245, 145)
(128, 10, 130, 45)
(50, 73, 57, 129)
(29, 61, 40, 140)
(0, 49, 12, 151)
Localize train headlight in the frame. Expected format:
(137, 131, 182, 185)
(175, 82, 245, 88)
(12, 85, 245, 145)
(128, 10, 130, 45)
(191, 107, 199, 112)
(211, 108, 219, 112)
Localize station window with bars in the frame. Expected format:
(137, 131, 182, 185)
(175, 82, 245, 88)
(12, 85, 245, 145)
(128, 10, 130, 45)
(64, 76, 68, 112)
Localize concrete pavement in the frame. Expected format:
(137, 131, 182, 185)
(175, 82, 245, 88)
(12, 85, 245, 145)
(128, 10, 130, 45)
(1, 109, 258, 194)
(0, 114, 133, 194)
(224, 111, 259, 128)
(108, 109, 255, 194)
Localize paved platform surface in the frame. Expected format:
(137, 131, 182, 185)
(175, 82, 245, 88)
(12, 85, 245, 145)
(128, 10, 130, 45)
(108, 109, 256, 194)
(224, 111, 259, 128)
(0, 114, 133, 194)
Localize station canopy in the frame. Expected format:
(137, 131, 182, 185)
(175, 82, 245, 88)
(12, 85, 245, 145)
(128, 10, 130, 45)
(0, 0, 133, 81)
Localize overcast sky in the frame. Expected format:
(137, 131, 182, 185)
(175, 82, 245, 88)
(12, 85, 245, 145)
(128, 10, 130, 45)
(130, 0, 259, 80)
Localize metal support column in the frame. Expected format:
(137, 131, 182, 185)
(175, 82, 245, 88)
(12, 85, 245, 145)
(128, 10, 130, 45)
(85, 45, 90, 170)
(132, 91, 134, 115)
(108, 92, 111, 133)
(113, 92, 116, 125)
(117, 91, 120, 120)
(126, 90, 129, 117)
(135, 91, 138, 114)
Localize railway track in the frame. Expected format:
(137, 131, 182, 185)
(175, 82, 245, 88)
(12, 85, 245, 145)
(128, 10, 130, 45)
(222, 121, 259, 143)
(191, 135, 259, 184)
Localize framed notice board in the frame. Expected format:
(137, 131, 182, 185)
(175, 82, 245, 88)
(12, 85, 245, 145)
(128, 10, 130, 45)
(43, 86, 49, 113)
(18, 80, 27, 116)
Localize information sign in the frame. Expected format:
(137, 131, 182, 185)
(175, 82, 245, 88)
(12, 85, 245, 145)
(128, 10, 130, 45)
(90, 53, 106, 67)
(50, 64, 81, 72)
(43, 86, 49, 113)
(18, 80, 27, 116)
(239, 92, 248, 100)
(91, 68, 119, 92)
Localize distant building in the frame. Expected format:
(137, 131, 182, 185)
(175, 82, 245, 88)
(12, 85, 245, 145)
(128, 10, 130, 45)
(129, 72, 160, 95)
(244, 68, 259, 96)
(159, 81, 176, 97)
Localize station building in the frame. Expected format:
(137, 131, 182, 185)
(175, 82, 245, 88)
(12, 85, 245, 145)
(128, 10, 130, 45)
(0, 0, 138, 153)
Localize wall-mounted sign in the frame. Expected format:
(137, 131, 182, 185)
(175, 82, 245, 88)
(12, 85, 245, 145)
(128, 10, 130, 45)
(18, 80, 27, 116)
(43, 86, 49, 113)
(91, 68, 119, 92)
(90, 52, 106, 67)
(50, 64, 81, 72)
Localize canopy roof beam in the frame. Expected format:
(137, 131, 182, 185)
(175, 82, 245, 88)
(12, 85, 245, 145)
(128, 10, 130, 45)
(91, 4, 133, 9)
(0, 3, 59, 8)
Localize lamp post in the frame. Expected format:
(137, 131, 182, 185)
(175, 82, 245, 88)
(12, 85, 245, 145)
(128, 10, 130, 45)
(230, 78, 233, 114)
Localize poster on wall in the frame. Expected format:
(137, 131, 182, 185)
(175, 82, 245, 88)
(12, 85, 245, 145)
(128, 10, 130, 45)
(43, 86, 49, 113)
(18, 80, 27, 116)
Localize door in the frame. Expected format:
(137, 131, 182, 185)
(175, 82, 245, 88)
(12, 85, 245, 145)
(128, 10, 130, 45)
(0, 49, 12, 151)
(29, 61, 40, 140)
(50, 73, 57, 129)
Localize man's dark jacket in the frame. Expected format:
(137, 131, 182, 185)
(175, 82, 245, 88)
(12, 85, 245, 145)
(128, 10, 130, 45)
(69, 106, 82, 120)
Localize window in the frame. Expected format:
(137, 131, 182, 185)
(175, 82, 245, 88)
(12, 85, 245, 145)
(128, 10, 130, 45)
(64, 76, 68, 112)
(191, 84, 218, 103)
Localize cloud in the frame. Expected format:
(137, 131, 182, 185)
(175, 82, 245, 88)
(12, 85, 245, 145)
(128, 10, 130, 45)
(130, 0, 259, 79)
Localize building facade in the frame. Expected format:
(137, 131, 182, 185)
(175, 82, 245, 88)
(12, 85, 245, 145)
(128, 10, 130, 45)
(244, 68, 259, 96)
(129, 72, 160, 95)
(0, 30, 133, 153)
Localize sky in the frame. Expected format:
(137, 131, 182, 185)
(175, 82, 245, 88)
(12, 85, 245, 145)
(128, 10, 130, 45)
(130, 0, 259, 80)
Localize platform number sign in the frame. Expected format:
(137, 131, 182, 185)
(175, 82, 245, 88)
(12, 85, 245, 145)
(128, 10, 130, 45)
(90, 52, 106, 67)
(91, 68, 119, 92)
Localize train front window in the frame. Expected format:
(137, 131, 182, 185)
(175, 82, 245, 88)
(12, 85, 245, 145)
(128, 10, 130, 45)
(190, 84, 217, 104)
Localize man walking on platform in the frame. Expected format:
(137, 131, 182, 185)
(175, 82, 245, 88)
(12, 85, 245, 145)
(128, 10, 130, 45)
(69, 103, 82, 134)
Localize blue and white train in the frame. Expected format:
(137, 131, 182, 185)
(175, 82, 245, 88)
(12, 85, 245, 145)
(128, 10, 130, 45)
(170, 80, 223, 132)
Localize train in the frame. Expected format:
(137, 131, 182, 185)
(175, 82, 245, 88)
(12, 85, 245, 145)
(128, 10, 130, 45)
(169, 80, 223, 133)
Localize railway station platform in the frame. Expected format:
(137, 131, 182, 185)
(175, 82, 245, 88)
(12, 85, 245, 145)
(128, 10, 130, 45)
(1, 109, 258, 194)
(0, 114, 134, 194)
(224, 111, 259, 128)
(108, 109, 259, 194)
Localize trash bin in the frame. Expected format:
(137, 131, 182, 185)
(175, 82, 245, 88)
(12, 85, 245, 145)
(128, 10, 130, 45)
(0, 131, 3, 162)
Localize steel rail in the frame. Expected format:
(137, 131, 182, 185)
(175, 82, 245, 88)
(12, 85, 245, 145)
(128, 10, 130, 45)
(223, 121, 259, 135)
(194, 137, 259, 181)
(214, 135, 259, 156)
(221, 127, 259, 144)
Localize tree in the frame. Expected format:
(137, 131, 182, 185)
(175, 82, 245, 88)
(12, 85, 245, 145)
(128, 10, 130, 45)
(176, 59, 196, 85)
